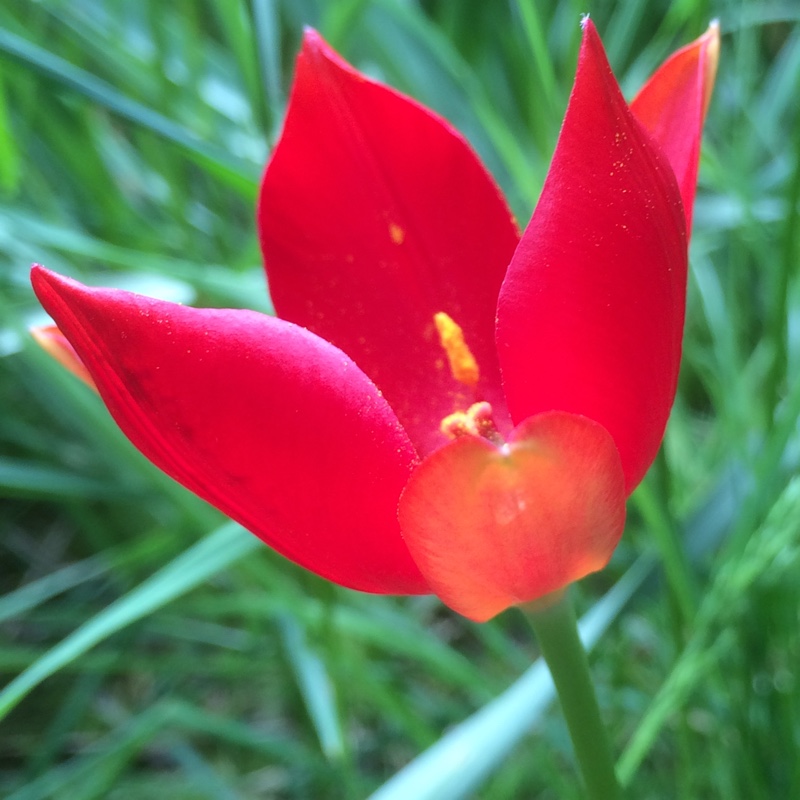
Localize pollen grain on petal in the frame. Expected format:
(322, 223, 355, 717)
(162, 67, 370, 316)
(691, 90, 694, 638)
(433, 311, 479, 388)
(389, 222, 405, 245)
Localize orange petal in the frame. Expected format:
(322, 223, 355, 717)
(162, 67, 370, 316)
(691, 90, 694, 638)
(31, 324, 97, 391)
(398, 412, 626, 621)
(631, 21, 720, 231)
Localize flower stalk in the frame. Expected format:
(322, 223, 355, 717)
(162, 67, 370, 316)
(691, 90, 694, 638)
(525, 592, 621, 800)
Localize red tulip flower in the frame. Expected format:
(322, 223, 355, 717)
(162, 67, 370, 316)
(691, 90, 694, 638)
(31, 20, 719, 621)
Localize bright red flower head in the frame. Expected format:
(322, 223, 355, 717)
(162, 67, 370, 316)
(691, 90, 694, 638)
(31, 20, 719, 621)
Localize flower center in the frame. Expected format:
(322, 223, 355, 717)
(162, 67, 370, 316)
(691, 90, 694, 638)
(433, 312, 504, 446)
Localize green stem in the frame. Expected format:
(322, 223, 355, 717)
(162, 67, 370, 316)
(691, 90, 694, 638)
(525, 592, 622, 800)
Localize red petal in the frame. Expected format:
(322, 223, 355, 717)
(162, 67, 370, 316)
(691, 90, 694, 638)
(631, 21, 720, 231)
(258, 30, 519, 455)
(31, 324, 97, 390)
(31, 266, 428, 595)
(398, 412, 626, 622)
(496, 20, 687, 494)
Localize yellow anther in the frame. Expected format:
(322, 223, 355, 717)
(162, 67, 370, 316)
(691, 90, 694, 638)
(441, 410, 476, 439)
(467, 401, 502, 443)
(434, 311, 480, 388)
(440, 402, 504, 446)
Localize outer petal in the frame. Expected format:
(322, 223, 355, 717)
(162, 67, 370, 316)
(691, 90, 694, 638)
(497, 20, 687, 493)
(631, 21, 720, 231)
(31, 266, 428, 595)
(398, 412, 626, 622)
(258, 30, 519, 455)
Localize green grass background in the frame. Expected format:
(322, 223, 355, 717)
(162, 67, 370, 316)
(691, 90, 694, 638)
(1, 0, 799, 797)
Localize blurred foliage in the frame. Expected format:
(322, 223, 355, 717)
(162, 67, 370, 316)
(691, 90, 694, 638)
(1, 0, 799, 798)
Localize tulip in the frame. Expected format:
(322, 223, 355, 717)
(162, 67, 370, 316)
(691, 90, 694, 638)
(31, 19, 719, 622)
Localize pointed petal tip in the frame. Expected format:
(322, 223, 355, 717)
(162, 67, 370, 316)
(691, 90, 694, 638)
(31, 264, 70, 306)
(580, 15, 597, 40)
(31, 266, 96, 329)
(301, 26, 323, 51)
(294, 29, 362, 93)
(704, 19, 721, 69)
(577, 15, 609, 69)
(298, 28, 336, 72)
(702, 20, 721, 115)
(30, 262, 47, 287)
(31, 265, 96, 390)
(299, 28, 339, 67)
(31, 262, 57, 278)
(31, 262, 74, 290)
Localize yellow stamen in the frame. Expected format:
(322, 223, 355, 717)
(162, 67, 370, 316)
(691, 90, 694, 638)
(434, 311, 479, 388)
(440, 402, 504, 446)
(441, 410, 476, 439)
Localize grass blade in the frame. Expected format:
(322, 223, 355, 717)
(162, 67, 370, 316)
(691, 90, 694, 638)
(0, 522, 259, 721)
(0, 27, 258, 195)
(368, 556, 653, 800)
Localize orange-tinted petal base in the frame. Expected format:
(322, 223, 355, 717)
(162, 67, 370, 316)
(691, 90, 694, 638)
(398, 411, 626, 621)
(31, 325, 97, 390)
